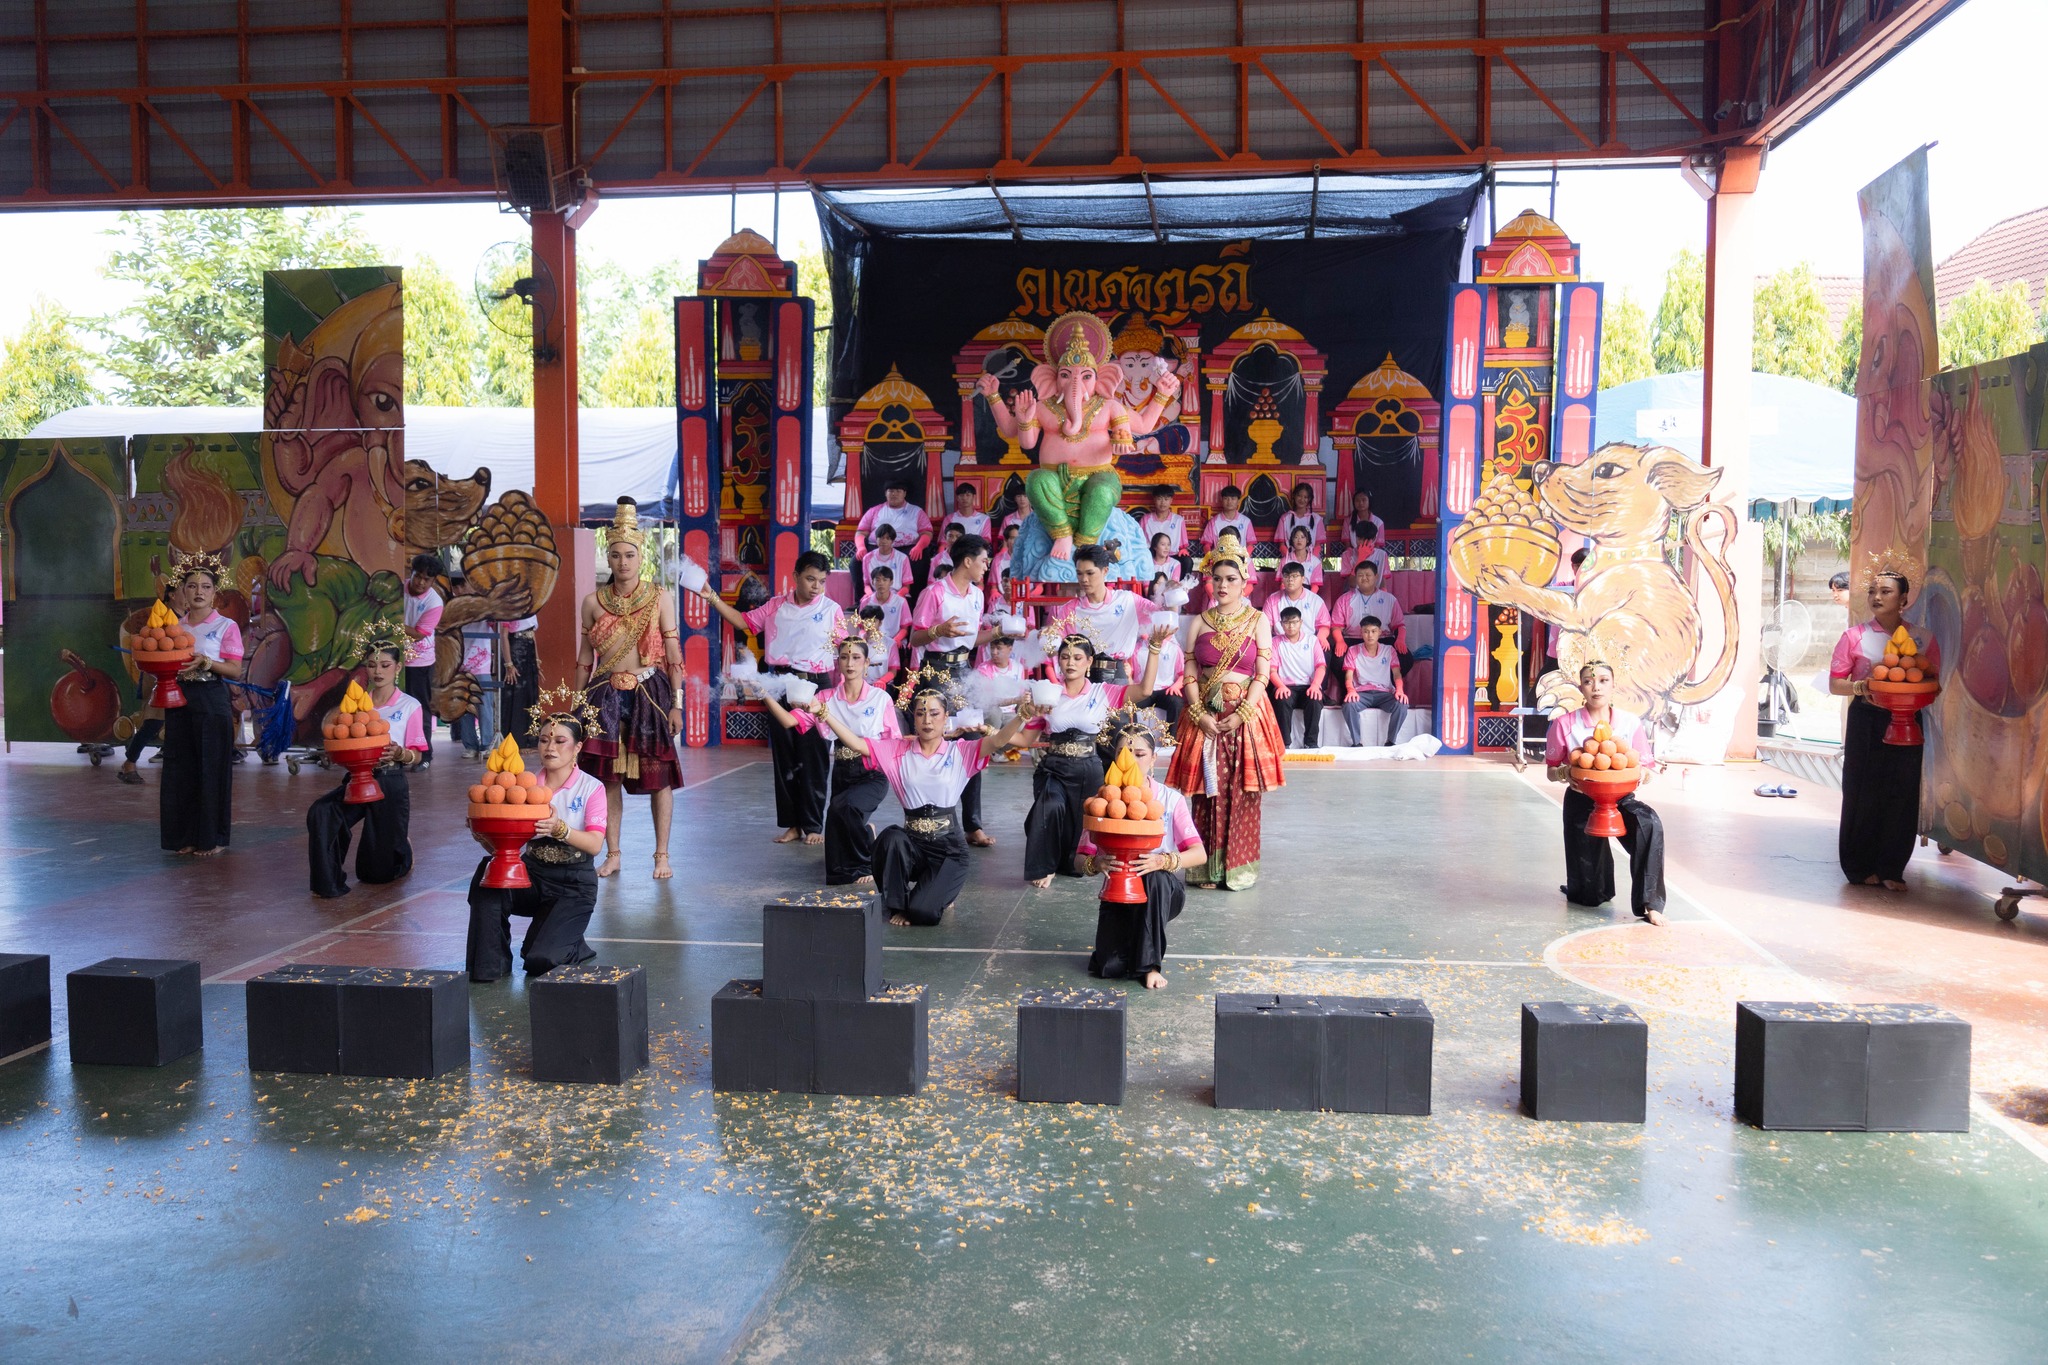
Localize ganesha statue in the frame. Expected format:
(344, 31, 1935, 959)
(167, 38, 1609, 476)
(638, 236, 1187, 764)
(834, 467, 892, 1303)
(978, 311, 1180, 561)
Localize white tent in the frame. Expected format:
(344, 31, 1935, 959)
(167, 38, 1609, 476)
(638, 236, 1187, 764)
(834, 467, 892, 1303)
(28, 404, 838, 520)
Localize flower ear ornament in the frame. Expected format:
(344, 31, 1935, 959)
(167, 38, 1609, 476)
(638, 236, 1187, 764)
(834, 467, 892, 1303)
(527, 681, 602, 737)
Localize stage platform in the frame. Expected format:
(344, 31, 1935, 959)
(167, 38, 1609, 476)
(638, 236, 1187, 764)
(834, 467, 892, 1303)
(1, 743, 2045, 1359)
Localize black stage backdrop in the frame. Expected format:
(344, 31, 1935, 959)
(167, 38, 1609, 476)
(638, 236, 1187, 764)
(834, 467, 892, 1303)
(825, 229, 1471, 511)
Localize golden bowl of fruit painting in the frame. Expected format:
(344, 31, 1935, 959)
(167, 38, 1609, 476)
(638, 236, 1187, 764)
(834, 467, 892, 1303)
(1449, 475, 1562, 593)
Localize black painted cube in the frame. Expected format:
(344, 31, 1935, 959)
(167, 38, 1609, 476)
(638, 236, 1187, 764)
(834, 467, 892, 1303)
(1520, 1001, 1647, 1123)
(1735, 1001, 1970, 1133)
(1324, 997, 1435, 1116)
(814, 983, 928, 1097)
(1214, 994, 1325, 1111)
(67, 957, 202, 1068)
(246, 964, 367, 1074)
(0, 953, 52, 1061)
(1017, 986, 1126, 1105)
(710, 979, 815, 1093)
(338, 968, 469, 1080)
(530, 964, 649, 1085)
(762, 889, 884, 1002)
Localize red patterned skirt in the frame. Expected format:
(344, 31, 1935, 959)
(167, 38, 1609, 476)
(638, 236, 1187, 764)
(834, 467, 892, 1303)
(1166, 680, 1284, 889)
(577, 671, 684, 795)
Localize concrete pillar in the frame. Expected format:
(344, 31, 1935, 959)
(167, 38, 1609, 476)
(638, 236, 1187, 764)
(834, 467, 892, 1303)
(1699, 145, 1765, 760)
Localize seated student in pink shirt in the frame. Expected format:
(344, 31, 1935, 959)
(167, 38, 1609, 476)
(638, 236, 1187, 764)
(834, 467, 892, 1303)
(943, 482, 992, 540)
(1269, 606, 1327, 748)
(857, 481, 934, 586)
(1148, 531, 1183, 584)
(1340, 616, 1409, 745)
(1201, 485, 1254, 551)
(1139, 486, 1188, 559)
(990, 521, 1022, 601)
(1262, 559, 1331, 651)
(1333, 559, 1405, 653)
(860, 523, 914, 597)
(860, 566, 910, 686)
(929, 522, 962, 578)
(1276, 483, 1326, 560)
(1340, 518, 1391, 581)
(998, 489, 1035, 540)
(1282, 525, 1324, 587)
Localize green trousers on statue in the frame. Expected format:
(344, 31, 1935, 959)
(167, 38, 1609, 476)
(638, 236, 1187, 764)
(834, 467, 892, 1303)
(1025, 462, 1123, 545)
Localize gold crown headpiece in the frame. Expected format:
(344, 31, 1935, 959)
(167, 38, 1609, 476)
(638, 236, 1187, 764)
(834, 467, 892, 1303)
(1097, 701, 1170, 748)
(1112, 317, 1167, 357)
(168, 548, 231, 590)
(830, 614, 889, 652)
(894, 662, 962, 712)
(1197, 543, 1250, 575)
(1857, 546, 1921, 591)
(345, 616, 413, 664)
(607, 496, 647, 550)
(529, 681, 603, 737)
(1045, 310, 1111, 371)
(1037, 616, 1106, 655)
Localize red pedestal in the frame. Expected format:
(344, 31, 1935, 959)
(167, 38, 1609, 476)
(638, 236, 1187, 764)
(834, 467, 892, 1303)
(1569, 769, 1641, 838)
(326, 738, 387, 804)
(1084, 820, 1167, 904)
(137, 652, 192, 709)
(1868, 680, 1939, 746)
(468, 802, 555, 889)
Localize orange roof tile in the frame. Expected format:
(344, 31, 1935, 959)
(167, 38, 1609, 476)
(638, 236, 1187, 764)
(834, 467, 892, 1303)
(1933, 206, 2048, 314)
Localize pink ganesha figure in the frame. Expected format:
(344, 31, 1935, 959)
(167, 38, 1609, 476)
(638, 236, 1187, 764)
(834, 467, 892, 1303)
(263, 282, 407, 591)
(977, 311, 1179, 561)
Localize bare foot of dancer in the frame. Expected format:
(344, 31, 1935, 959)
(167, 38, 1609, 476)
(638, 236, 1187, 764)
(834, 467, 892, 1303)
(967, 830, 995, 848)
(1642, 909, 1665, 926)
(1862, 874, 1882, 886)
(190, 847, 222, 859)
(889, 913, 911, 927)
(854, 874, 875, 887)
(652, 852, 672, 880)
(597, 850, 621, 878)
(1143, 970, 1167, 990)
(1882, 879, 1908, 892)
(1028, 875, 1053, 889)
(773, 828, 802, 844)
(803, 832, 823, 845)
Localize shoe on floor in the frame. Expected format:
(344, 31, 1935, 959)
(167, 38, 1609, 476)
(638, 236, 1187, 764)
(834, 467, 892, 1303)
(116, 768, 144, 785)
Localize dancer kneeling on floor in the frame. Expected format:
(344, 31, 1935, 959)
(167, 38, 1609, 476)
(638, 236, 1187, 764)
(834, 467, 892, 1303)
(307, 623, 427, 898)
(757, 617, 897, 887)
(1022, 626, 1169, 888)
(1544, 660, 1667, 926)
(1080, 713, 1205, 990)
(466, 698, 609, 981)
(811, 677, 1032, 926)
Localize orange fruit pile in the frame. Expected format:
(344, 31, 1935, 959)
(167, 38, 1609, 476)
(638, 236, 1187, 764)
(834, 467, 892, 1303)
(469, 736, 553, 814)
(133, 599, 194, 655)
(1083, 749, 1162, 822)
(1569, 722, 1639, 772)
(322, 681, 392, 743)
(1871, 624, 1933, 683)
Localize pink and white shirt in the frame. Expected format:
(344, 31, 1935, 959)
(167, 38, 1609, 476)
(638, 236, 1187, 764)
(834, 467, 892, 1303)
(1027, 681, 1128, 734)
(860, 590, 909, 678)
(1263, 586, 1329, 639)
(796, 681, 901, 744)
(973, 658, 1028, 704)
(1139, 510, 1188, 556)
(1273, 634, 1322, 688)
(1829, 619, 1941, 683)
(857, 501, 933, 556)
(943, 510, 992, 540)
(860, 547, 912, 588)
(913, 575, 985, 652)
(184, 610, 244, 664)
(543, 767, 609, 834)
(1202, 511, 1255, 550)
(1149, 556, 1183, 584)
(1078, 783, 1201, 859)
(1340, 540, 1390, 581)
(742, 592, 845, 674)
(1278, 555, 1325, 588)
(1278, 510, 1326, 554)
(372, 688, 429, 752)
(864, 735, 990, 810)
(1130, 635, 1183, 692)
(1047, 588, 1149, 660)
(1334, 588, 1405, 645)
(1544, 706, 1657, 769)
(403, 586, 442, 666)
(1343, 643, 1402, 697)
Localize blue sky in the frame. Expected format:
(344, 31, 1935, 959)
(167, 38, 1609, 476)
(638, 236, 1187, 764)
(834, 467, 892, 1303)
(1, 0, 2038, 346)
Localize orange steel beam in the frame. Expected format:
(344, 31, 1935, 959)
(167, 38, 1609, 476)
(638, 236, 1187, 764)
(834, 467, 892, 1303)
(528, 0, 582, 695)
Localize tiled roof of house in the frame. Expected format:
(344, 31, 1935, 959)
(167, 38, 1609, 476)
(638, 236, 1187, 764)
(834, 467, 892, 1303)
(1933, 206, 2048, 314)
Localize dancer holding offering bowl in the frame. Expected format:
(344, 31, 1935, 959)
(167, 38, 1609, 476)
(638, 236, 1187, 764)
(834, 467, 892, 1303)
(812, 672, 1034, 926)
(465, 692, 609, 981)
(307, 621, 426, 898)
(1829, 566, 1941, 891)
(159, 552, 243, 857)
(1021, 626, 1167, 888)
(1079, 712, 1205, 990)
(1545, 661, 1666, 925)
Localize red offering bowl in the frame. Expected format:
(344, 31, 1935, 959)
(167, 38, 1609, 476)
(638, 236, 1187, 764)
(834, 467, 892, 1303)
(468, 803, 554, 889)
(1083, 817, 1168, 904)
(324, 734, 388, 804)
(1568, 768, 1642, 838)
(1867, 678, 1939, 746)
(135, 650, 193, 708)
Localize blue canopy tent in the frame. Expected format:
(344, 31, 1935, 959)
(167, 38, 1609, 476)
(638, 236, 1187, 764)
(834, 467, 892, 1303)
(1591, 370, 1855, 515)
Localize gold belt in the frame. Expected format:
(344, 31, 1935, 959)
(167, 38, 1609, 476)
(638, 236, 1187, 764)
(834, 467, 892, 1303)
(834, 744, 867, 762)
(1043, 740, 1096, 758)
(907, 814, 954, 836)
(527, 840, 590, 866)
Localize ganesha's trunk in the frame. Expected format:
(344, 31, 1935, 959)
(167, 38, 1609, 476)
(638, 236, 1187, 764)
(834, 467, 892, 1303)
(1062, 378, 1087, 437)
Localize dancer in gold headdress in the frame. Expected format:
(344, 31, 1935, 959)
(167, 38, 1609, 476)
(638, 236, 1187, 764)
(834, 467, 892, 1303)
(578, 497, 685, 880)
(160, 550, 245, 857)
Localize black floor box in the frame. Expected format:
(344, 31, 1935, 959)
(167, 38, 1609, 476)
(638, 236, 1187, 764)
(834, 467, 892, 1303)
(530, 964, 649, 1084)
(762, 889, 884, 1002)
(1521, 1001, 1648, 1123)
(1215, 994, 1433, 1114)
(67, 957, 202, 1067)
(815, 984, 928, 1097)
(711, 980, 816, 1093)
(0, 953, 52, 1061)
(339, 968, 468, 1079)
(1017, 987, 1127, 1105)
(1735, 1001, 1970, 1132)
(246, 964, 364, 1074)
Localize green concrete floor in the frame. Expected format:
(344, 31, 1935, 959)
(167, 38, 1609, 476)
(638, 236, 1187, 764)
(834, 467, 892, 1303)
(1, 758, 2045, 1361)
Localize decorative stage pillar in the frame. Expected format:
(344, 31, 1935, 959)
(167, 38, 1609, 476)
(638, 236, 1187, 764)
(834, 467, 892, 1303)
(674, 296, 721, 748)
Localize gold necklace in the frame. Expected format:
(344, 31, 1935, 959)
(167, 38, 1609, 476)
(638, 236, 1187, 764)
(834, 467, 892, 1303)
(600, 579, 658, 616)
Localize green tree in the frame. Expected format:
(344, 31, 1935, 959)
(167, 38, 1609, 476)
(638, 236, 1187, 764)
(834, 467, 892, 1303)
(1938, 278, 2042, 370)
(1598, 288, 1654, 390)
(578, 256, 692, 407)
(794, 245, 835, 410)
(596, 304, 675, 407)
(0, 299, 102, 437)
(89, 208, 382, 405)
(1752, 263, 1837, 386)
(402, 256, 481, 406)
(1835, 307, 1862, 395)
(1652, 248, 1705, 374)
